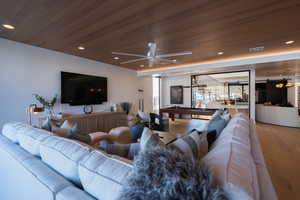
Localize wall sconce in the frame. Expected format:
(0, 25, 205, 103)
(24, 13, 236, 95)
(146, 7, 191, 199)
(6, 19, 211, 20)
(27, 104, 44, 125)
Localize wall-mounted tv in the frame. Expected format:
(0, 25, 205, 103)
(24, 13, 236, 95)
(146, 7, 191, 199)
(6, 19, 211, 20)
(61, 71, 107, 106)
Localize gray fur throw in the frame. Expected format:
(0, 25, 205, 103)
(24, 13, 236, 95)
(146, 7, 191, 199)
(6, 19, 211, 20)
(118, 147, 229, 200)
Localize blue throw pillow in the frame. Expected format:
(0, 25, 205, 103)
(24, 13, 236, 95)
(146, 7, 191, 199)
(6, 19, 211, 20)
(207, 117, 226, 137)
(130, 124, 144, 140)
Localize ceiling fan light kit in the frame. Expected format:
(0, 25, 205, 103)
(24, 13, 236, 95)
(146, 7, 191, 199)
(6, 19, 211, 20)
(112, 42, 192, 68)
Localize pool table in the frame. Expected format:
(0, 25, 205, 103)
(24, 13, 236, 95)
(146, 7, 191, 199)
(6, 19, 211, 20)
(159, 106, 217, 121)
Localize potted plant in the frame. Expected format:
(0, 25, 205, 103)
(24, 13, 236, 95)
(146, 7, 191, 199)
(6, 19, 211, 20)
(33, 94, 58, 119)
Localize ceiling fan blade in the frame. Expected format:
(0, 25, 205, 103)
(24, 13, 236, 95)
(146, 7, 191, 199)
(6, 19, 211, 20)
(112, 52, 147, 58)
(120, 57, 148, 64)
(156, 51, 192, 58)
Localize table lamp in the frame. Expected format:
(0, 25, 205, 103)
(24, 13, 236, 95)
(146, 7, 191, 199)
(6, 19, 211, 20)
(27, 104, 44, 125)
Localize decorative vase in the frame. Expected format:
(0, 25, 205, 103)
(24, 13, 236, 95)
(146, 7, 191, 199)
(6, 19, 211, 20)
(46, 108, 55, 119)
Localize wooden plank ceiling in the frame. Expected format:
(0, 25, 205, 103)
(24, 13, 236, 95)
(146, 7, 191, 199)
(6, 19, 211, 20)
(1, 0, 300, 71)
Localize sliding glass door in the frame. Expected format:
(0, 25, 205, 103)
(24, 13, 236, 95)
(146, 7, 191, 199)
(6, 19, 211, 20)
(191, 71, 250, 116)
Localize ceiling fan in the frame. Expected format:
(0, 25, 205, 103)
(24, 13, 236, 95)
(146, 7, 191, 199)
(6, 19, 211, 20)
(112, 42, 192, 67)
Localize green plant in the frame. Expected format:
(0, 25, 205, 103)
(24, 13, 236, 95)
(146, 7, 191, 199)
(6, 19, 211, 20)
(131, 116, 143, 126)
(33, 94, 57, 110)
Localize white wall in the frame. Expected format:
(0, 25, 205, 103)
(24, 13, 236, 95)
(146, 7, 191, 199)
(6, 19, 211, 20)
(161, 75, 191, 107)
(137, 76, 153, 113)
(0, 38, 144, 128)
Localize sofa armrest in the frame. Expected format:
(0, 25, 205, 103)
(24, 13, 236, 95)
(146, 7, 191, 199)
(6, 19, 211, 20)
(74, 132, 112, 146)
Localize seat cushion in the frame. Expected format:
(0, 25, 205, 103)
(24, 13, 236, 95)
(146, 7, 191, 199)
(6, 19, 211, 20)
(56, 186, 96, 200)
(2, 122, 31, 143)
(202, 115, 260, 200)
(40, 136, 91, 186)
(17, 126, 53, 156)
(78, 150, 133, 200)
(168, 130, 208, 159)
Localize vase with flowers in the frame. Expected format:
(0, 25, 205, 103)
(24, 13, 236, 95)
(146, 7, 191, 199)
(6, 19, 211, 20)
(33, 94, 58, 119)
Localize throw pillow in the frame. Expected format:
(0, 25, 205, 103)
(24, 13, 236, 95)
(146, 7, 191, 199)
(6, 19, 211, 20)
(41, 118, 52, 131)
(51, 120, 80, 138)
(137, 111, 151, 123)
(41, 118, 62, 131)
(130, 124, 144, 140)
(98, 142, 141, 160)
(210, 109, 224, 121)
(220, 110, 231, 124)
(140, 127, 165, 151)
(207, 117, 226, 137)
(168, 130, 208, 159)
(118, 146, 229, 200)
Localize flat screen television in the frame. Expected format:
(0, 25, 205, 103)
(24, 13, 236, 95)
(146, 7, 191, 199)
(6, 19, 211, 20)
(61, 71, 107, 105)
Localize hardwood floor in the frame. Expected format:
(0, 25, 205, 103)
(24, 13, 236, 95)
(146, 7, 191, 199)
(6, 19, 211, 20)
(256, 122, 300, 200)
(168, 119, 300, 199)
(168, 118, 209, 134)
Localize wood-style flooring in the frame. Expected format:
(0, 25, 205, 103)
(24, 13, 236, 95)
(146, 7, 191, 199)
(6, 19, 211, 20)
(256, 122, 300, 200)
(168, 119, 300, 200)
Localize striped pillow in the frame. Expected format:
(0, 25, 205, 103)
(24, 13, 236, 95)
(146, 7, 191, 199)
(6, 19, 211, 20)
(167, 130, 208, 159)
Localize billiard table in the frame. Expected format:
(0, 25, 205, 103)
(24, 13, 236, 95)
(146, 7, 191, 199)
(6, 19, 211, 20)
(159, 106, 217, 121)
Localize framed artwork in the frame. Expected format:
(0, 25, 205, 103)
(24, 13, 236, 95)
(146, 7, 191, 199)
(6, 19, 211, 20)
(170, 86, 183, 104)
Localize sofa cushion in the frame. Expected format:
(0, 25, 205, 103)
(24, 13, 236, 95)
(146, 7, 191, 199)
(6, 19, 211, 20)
(78, 150, 132, 200)
(202, 115, 260, 200)
(0, 134, 34, 163)
(56, 186, 96, 200)
(17, 126, 53, 156)
(249, 119, 277, 200)
(129, 124, 144, 140)
(0, 135, 72, 200)
(22, 158, 72, 195)
(109, 126, 135, 144)
(118, 146, 228, 200)
(207, 115, 226, 137)
(168, 130, 208, 159)
(40, 136, 91, 186)
(2, 122, 31, 143)
(140, 127, 165, 151)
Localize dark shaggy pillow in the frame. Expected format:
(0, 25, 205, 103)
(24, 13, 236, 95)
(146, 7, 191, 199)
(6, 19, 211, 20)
(118, 147, 229, 200)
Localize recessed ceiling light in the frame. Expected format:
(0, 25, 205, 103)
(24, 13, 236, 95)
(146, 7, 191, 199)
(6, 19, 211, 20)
(140, 65, 145, 68)
(77, 46, 85, 50)
(285, 40, 295, 45)
(113, 57, 119, 60)
(2, 24, 15, 30)
(218, 52, 224, 55)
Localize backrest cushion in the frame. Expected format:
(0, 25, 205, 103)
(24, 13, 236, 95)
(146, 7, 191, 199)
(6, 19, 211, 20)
(78, 150, 133, 200)
(140, 127, 165, 151)
(17, 125, 53, 156)
(137, 111, 150, 122)
(2, 122, 31, 143)
(40, 136, 90, 186)
(202, 114, 260, 200)
(168, 130, 208, 159)
(207, 116, 226, 137)
(51, 120, 80, 138)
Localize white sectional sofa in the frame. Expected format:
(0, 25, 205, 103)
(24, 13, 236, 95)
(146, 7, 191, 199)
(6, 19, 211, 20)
(0, 113, 277, 200)
(202, 113, 277, 200)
